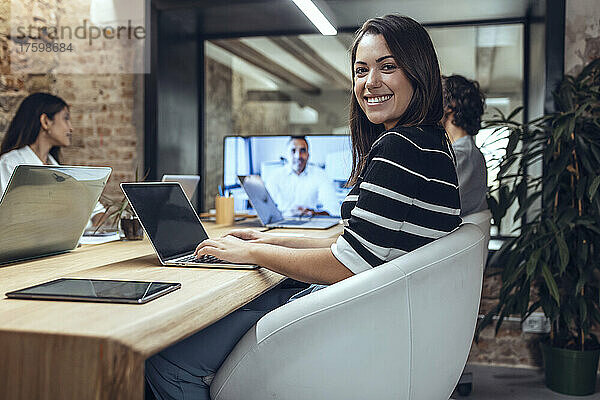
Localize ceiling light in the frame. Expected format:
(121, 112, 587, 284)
(90, 0, 144, 26)
(485, 97, 510, 106)
(290, 0, 337, 36)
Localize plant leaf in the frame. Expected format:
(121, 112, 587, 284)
(506, 106, 524, 121)
(506, 129, 520, 158)
(579, 298, 588, 324)
(541, 263, 560, 305)
(514, 191, 542, 222)
(556, 233, 570, 273)
(588, 175, 600, 201)
(526, 248, 542, 277)
(576, 276, 587, 297)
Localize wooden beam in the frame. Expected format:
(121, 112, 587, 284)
(246, 90, 292, 102)
(271, 36, 352, 89)
(210, 39, 321, 95)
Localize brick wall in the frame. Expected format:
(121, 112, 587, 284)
(565, 0, 600, 76)
(467, 268, 546, 369)
(0, 0, 143, 198)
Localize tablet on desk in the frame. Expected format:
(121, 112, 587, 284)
(6, 278, 181, 304)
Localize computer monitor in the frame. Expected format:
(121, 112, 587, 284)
(223, 135, 352, 215)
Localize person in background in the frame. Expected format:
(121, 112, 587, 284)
(0, 93, 105, 226)
(442, 75, 488, 217)
(265, 135, 337, 216)
(145, 15, 461, 400)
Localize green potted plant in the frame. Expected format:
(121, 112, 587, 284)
(478, 58, 600, 396)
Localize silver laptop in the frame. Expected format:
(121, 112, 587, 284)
(0, 165, 112, 265)
(121, 182, 257, 269)
(161, 174, 200, 200)
(238, 175, 339, 229)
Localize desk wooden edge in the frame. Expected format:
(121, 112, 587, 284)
(0, 330, 144, 400)
(0, 269, 286, 400)
(121, 269, 287, 357)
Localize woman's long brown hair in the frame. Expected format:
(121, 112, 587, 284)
(347, 15, 444, 186)
(1, 93, 68, 162)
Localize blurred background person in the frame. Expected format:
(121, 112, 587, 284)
(0, 92, 105, 226)
(442, 75, 488, 217)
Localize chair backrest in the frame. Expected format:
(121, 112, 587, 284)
(211, 224, 486, 400)
(462, 209, 492, 267)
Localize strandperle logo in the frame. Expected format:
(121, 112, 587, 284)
(14, 19, 146, 46)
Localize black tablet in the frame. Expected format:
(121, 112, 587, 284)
(5, 278, 181, 304)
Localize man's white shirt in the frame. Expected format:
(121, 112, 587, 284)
(264, 164, 338, 216)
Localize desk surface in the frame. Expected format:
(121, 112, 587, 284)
(0, 222, 342, 400)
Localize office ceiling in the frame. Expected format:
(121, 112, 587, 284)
(155, 0, 532, 38)
(154, 0, 529, 127)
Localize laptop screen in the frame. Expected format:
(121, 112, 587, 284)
(238, 175, 283, 225)
(0, 165, 112, 265)
(121, 183, 208, 260)
(161, 174, 200, 201)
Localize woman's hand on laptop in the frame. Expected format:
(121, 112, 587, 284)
(194, 236, 257, 264)
(227, 228, 336, 250)
(194, 236, 354, 284)
(226, 229, 267, 242)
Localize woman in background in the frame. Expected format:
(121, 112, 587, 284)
(0, 92, 104, 224)
(146, 14, 461, 400)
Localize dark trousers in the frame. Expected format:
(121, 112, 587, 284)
(145, 286, 302, 400)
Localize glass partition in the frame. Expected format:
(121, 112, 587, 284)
(204, 24, 524, 233)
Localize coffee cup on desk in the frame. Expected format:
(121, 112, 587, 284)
(215, 195, 234, 225)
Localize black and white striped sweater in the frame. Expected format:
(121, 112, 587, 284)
(331, 124, 462, 274)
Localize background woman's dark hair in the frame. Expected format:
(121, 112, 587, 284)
(442, 74, 485, 136)
(347, 14, 444, 186)
(0, 93, 68, 162)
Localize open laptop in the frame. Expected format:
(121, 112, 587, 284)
(161, 174, 200, 201)
(238, 175, 339, 229)
(0, 165, 112, 265)
(121, 182, 257, 269)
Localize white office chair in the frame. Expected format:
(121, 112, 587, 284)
(455, 209, 492, 396)
(462, 209, 492, 267)
(210, 224, 486, 400)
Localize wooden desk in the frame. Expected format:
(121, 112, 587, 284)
(0, 222, 342, 400)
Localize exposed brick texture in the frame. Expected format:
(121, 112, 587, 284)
(0, 0, 143, 199)
(565, 0, 600, 76)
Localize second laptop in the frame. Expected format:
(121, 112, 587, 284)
(238, 175, 339, 229)
(121, 182, 257, 269)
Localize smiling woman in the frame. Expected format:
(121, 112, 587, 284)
(353, 34, 414, 129)
(348, 15, 445, 186)
(146, 15, 462, 400)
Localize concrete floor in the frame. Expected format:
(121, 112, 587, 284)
(452, 364, 600, 399)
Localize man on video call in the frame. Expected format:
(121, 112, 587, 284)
(264, 136, 337, 217)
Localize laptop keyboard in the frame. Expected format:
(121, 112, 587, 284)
(172, 254, 230, 264)
(280, 219, 308, 226)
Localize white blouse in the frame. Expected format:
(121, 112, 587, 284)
(0, 146, 105, 221)
(0, 145, 58, 195)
